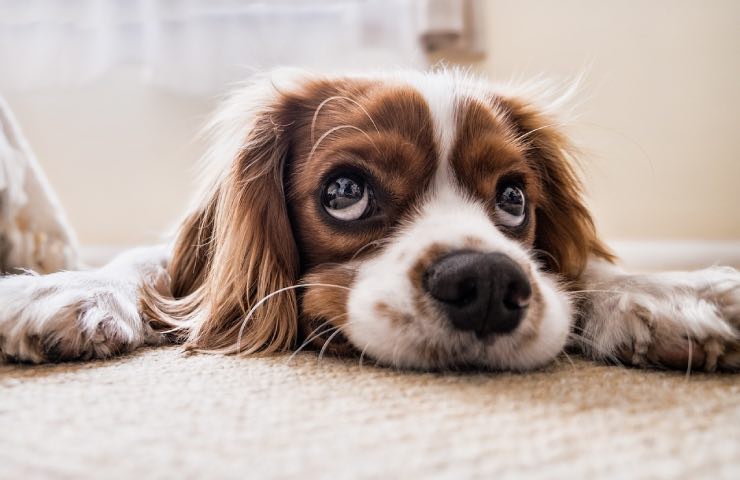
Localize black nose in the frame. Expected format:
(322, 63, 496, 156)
(422, 251, 532, 337)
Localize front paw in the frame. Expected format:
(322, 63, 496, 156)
(0, 270, 163, 363)
(580, 266, 740, 371)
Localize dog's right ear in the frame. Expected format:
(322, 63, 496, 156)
(142, 75, 305, 355)
(497, 94, 614, 281)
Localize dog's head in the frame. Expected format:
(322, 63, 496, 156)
(145, 69, 612, 371)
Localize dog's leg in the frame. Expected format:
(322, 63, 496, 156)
(0, 245, 170, 363)
(574, 258, 740, 371)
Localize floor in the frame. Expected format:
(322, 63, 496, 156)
(1, 346, 738, 479)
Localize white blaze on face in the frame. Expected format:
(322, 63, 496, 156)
(344, 74, 573, 370)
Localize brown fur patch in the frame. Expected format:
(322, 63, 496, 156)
(407, 243, 454, 295)
(374, 302, 414, 328)
(450, 98, 541, 246)
(299, 263, 358, 356)
(286, 83, 438, 268)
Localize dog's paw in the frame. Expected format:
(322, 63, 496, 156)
(579, 266, 740, 371)
(0, 267, 167, 363)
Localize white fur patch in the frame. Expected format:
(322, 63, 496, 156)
(0, 246, 169, 363)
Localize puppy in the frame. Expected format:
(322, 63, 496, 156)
(1, 69, 738, 371)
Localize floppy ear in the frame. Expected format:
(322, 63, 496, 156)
(142, 82, 300, 355)
(499, 96, 614, 281)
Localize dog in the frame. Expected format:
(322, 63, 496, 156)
(1, 69, 738, 371)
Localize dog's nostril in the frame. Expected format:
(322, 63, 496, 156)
(503, 277, 532, 310)
(423, 251, 531, 337)
(423, 269, 479, 306)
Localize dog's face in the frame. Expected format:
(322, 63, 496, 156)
(149, 70, 611, 371)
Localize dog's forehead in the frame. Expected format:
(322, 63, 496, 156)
(396, 73, 467, 165)
(379, 74, 520, 160)
(394, 74, 525, 193)
(300, 73, 516, 174)
(291, 72, 531, 205)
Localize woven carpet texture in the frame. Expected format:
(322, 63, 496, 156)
(1, 346, 738, 479)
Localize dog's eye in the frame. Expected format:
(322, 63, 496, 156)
(495, 185, 526, 227)
(322, 176, 372, 221)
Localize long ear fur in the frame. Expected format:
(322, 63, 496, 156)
(142, 75, 302, 354)
(499, 94, 614, 281)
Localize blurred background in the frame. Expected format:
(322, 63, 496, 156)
(1, 0, 738, 268)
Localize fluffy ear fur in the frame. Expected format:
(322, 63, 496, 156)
(142, 79, 301, 354)
(499, 96, 614, 281)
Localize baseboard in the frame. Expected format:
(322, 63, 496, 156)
(80, 240, 740, 271)
(608, 240, 740, 271)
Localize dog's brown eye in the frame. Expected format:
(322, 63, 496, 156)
(495, 185, 526, 227)
(323, 176, 371, 221)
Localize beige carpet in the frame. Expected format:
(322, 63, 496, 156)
(1, 347, 738, 479)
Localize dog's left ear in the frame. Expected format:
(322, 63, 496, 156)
(499, 96, 614, 281)
(143, 79, 303, 354)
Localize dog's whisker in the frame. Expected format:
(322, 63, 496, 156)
(311, 95, 380, 145)
(570, 120, 656, 175)
(350, 239, 387, 261)
(567, 332, 625, 367)
(665, 312, 695, 380)
(308, 125, 379, 161)
(560, 350, 576, 370)
(286, 313, 349, 364)
(236, 283, 350, 354)
(285, 324, 334, 365)
(512, 122, 569, 144)
(358, 342, 371, 371)
(567, 289, 628, 301)
(531, 248, 560, 271)
(318, 326, 350, 364)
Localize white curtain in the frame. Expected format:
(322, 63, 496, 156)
(0, 0, 438, 94)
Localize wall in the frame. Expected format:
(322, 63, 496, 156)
(476, 0, 740, 240)
(5, 0, 740, 246)
(8, 69, 210, 245)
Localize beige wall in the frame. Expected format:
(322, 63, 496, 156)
(6, 0, 740, 245)
(8, 70, 211, 245)
(476, 0, 740, 240)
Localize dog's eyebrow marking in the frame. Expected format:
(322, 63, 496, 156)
(311, 95, 381, 145)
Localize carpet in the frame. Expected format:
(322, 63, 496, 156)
(1, 347, 738, 479)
